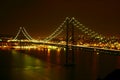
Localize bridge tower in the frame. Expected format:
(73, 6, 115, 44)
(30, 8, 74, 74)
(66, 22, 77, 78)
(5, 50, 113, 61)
(65, 17, 75, 66)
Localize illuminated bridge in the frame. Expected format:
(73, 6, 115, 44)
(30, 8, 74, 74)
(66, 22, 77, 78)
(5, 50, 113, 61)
(2, 17, 120, 53)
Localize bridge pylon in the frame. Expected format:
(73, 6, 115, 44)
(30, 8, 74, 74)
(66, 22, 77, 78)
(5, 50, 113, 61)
(65, 17, 75, 66)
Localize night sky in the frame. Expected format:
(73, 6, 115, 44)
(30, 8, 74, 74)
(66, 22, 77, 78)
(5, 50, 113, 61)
(0, 0, 120, 39)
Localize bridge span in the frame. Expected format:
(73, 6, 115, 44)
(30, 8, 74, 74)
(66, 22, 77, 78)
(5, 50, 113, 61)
(0, 17, 120, 55)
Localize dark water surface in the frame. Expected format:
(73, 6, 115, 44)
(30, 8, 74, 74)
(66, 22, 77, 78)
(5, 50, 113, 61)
(0, 48, 120, 80)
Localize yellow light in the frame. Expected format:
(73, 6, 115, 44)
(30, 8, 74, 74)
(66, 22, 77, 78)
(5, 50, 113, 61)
(48, 46, 58, 49)
(96, 52, 99, 55)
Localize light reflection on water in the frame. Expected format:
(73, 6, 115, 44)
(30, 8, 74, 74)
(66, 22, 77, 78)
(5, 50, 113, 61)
(0, 47, 120, 80)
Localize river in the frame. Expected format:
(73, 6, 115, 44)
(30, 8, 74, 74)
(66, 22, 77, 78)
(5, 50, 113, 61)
(0, 47, 120, 80)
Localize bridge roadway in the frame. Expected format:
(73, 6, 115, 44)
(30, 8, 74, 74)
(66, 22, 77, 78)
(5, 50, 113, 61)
(32, 41, 120, 55)
(7, 41, 120, 55)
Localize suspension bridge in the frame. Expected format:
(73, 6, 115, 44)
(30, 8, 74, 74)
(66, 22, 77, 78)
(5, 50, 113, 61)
(3, 17, 120, 52)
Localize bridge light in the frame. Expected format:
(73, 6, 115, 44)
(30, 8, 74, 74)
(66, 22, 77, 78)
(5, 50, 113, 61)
(48, 46, 58, 49)
(0, 39, 2, 41)
(96, 52, 99, 55)
(79, 24, 83, 26)
(72, 17, 75, 20)
(82, 26, 85, 28)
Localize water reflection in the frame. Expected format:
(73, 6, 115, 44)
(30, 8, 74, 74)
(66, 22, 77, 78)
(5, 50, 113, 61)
(0, 47, 120, 80)
(116, 56, 120, 69)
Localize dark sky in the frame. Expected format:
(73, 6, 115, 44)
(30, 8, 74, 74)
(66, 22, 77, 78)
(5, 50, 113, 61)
(0, 0, 120, 39)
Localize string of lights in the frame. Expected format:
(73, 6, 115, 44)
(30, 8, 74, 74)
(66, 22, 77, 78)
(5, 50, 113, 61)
(13, 27, 33, 41)
(43, 17, 70, 42)
(72, 18, 107, 43)
(13, 27, 22, 40)
(23, 27, 33, 40)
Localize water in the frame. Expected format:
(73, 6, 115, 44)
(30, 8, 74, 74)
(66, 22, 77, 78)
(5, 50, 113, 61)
(0, 47, 120, 80)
